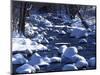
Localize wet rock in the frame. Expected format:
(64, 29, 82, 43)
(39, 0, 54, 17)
(51, 57, 61, 63)
(62, 64, 78, 71)
(16, 64, 36, 73)
(88, 57, 96, 67)
(12, 53, 28, 64)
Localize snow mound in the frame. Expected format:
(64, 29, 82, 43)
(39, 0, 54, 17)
(16, 64, 36, 73)
(12, 53, 28, 64)
(62, 64, 78, 71)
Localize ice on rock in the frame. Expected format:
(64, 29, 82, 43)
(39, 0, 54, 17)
(62, 64, 78, 71)
(12, 53, 28, 64)
(59, 45, 67, 54)
(16, 64, 36, 73)
(88, 57, 96, 67)
(70, 27, 88, 38)
(62, 46, 78, 58)
(51, 57, 61, 63)
(28, 53, 49, 66)
(75, 60, 88, 69)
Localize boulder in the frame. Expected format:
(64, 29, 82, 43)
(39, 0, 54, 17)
(16, 64, 36, 73)
(28, 53, 49, 66)
(62, 46, 78, 58)
(88, 57, 96, 67)
(59, 45, 67, 54)
(12, 53, 28, 64)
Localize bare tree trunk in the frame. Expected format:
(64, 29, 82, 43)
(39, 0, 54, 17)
(18, 2, 27, 36)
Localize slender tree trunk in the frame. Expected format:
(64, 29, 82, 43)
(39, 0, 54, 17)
(18, 2, 27, 36)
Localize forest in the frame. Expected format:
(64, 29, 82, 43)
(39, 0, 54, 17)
(12, 1, 96, 74)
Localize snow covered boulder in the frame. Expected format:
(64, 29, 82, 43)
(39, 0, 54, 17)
(12, 53, 28, 64)
(16, 64, 36, 74)
(58, 45, 67, 54)
(88, 57, 96, 67)
(62, 46, 78, 58)
(71, 54, 86, 63)
(75, 60, 88, 69)
(62, 64, 78, 71)
(70, 27, 88, 38)
(51, 57, 61, 63)
(61, 47, 78, 64)
(28, 53, 49, 66)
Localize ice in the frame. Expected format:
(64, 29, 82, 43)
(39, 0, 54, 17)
(12, 53, 28, 64)
(62, 64, 78, 71)
(16, 64, 36, 73)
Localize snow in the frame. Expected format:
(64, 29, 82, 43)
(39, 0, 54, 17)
(28, 53, 49, 66)
(12, 53, 28, 64)
(70, 27, 88, 38)
(62, 64, 78, 71)
(16, 64, 36, 73)
(12, 38, 48, 52)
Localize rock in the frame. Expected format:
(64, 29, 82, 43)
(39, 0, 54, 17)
(12, 53, 28, 64)
(16, 64, 36, 73)
(59, 45, 67, 54)
(62, 64, 78, 71)
(79, 38, 87, 44)
(70, 27, 88, 38)
(88, 57, 96, 67)
(62, 46, 78, 58)
(51, 57, 61, 63)
(75, 60, 88, 69)
(28, 53, 49, 66)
